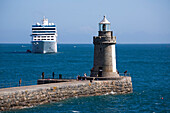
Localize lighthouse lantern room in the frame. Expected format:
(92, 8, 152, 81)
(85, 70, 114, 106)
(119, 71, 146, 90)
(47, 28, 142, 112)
(99, 16, 111, 31)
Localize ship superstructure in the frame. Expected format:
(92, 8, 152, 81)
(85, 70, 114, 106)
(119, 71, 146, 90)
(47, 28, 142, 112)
(31, 17, 57, 53)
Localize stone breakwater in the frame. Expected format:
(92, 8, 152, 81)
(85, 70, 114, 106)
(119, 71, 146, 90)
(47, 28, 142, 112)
(0, 76, 132, 111)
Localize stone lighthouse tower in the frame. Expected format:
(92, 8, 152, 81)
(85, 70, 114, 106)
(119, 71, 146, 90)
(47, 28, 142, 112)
(90, 16, 119, 77)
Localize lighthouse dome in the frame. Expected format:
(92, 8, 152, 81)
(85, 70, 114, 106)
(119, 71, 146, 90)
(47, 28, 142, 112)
(99, 16, 111, 31)
(99, 16, 110, 24)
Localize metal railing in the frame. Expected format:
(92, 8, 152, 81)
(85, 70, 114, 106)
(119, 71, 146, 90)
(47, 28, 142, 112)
(0, 72, 90, 89)
(40, 74, 76, 79)
(40, 72, 91, 79)
(0, 80, 37, 89)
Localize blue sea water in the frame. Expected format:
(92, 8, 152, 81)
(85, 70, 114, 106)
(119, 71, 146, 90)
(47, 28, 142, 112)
(0, 44, 169, 113)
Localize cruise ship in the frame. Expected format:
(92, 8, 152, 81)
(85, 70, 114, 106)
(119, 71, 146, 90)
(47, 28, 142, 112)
(31, 17, 57, 53)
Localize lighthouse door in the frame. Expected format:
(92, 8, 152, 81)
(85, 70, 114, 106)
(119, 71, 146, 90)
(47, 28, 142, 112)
(98, 67, 103, 77)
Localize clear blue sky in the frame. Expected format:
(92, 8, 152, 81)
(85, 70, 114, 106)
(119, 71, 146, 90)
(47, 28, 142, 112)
(0, 0, 170, 44)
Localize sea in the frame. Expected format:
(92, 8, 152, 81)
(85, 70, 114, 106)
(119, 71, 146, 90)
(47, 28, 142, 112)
(0, 44, 169, 113)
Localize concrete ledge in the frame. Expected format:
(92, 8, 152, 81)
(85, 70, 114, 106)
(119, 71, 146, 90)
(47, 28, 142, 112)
(0, 76, 133, 111)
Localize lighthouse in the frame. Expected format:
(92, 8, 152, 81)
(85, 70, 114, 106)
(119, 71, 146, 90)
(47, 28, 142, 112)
(90, 16, 119, 77)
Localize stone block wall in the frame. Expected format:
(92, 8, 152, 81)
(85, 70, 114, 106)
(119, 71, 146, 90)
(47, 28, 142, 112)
(0, 76, 132, 111)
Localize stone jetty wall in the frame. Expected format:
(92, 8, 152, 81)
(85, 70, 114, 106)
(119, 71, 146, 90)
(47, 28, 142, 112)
(0, 76, 132, 111)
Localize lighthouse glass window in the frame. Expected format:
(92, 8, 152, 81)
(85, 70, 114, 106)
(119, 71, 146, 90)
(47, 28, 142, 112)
(99, 24, 110, 31)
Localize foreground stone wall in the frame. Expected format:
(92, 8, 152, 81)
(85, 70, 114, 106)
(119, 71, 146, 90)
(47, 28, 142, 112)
(0, 76, 132, 111)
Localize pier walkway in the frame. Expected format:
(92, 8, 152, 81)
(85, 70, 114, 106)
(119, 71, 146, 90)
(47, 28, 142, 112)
(0, 80, 87, 95)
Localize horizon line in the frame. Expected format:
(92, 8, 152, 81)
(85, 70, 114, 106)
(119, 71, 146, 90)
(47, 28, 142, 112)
(0, 42, 170, 44)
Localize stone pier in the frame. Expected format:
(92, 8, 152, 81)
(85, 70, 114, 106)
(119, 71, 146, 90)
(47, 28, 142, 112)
(0, 76, 132, 111)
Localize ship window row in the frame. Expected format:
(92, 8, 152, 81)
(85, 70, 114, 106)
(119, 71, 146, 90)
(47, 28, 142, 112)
(32, 34, 55, 35)
(34, 36, 54, 38)
(32, 28, 56, 30)
(34, 39, 54, 41)
(32, 31, 56, 33)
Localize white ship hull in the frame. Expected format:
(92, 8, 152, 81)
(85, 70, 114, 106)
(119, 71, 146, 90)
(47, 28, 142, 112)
(32, 41, 57, 53)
